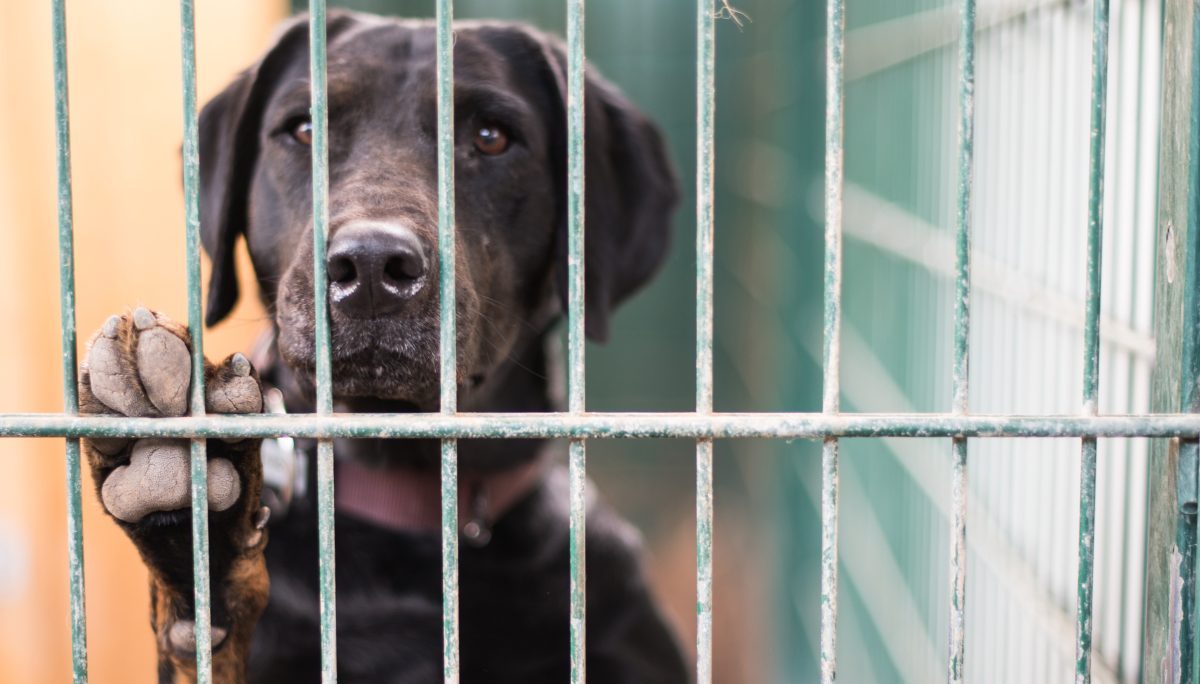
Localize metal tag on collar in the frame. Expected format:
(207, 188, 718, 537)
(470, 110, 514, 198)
(260, 387, 306, 520)
(461, 485, 492, 547)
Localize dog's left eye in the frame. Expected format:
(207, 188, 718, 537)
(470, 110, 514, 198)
(473, 125, 510, 155)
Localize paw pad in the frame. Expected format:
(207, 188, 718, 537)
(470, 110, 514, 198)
(100, 440, 242, 523)
(168, 620, 227, 655)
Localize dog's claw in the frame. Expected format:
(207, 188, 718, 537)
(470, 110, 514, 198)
(132, 307, 156, 331)
(101, 315, 121, 339)
(254, 506, 271, 529)
(231, 353, 252, 377)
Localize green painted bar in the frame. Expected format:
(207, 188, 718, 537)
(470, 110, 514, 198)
(948, 0, 975, 680)
(821, 0, 845, 680)
(565, 0, 587, 679)
(1184, 4, 1200, 679)
(694, 1, 716, 683)
(435, 0, 460, 680)
(1075, 0, 1110, 680)
(568, 438, 586, 683)
(51, 1, 88, 679)
(1144, 0, 1200, 677)
(13, 412, 1200, 440)
(179, 1, 214, 680)
(307, 3, 338, 681)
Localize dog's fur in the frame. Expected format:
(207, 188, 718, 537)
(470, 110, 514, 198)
(78, 11, 688, 684)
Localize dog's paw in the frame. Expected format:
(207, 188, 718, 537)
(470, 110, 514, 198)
(80, 308, 264, 525)
(86, 308, 192, 418)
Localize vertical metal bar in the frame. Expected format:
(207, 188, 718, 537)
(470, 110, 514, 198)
(565, 0, 587, 681)
(51, 1, 88, 680)
(821, 0, 845, 681)
(695, 1, 715, 683)
(307, 4, 337, 682)
(1142, 0, 1200, 678)
(179, 2, 213, 681)
(948, 0, 975, 681)
(435, 1, 460, 682)
(1077, 0, 1111, 681)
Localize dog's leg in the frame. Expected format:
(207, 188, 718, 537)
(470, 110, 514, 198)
(79, 308, 268, 683)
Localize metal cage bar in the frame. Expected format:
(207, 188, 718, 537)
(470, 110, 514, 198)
(17, 0, 1200, 679)
(565, 0, 588, 681)
(1144, 0, 1200, 679)
(179, 1, 215, 680)
(821, 0, 846, 681)
(948, 0, 976, 681)
(15, 411, 1200, 440)
(1077, 1, 1112, 681)
(306, 4, 339, 681)
(695, 1, 716, 683)
(435, 1, 460, 680)
(51, 0, 88, 680)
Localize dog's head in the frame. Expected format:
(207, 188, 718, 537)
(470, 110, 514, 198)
(198, 12, 676, 410)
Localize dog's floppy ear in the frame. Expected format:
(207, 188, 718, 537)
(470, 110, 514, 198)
(523, 33, 679, 343)
(198, 12, 358, 327)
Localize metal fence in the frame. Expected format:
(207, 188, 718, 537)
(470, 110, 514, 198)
(6, 0, 1200, 682)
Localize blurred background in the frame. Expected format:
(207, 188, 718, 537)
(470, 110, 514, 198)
(0, 0, 1164, 682)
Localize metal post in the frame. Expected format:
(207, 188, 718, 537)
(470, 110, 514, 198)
(307, 4, 338, 681)
(1076, 1, 1111, 681)
(435, 1, 460, 681)
(179, 2, 213, 681)
(948, 0, 976, 681)
(821, 0, 845, 681)
(695, 2, 716, 684)
(51, 0, 88, 679)
(565, 0, 588, 681)
(1145, 0, 1200, 680)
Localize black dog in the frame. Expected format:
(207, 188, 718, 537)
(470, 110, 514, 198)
(77, 11, 688, 684)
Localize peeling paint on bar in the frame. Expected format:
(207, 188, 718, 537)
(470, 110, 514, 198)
(307, 3, 338, 681)
(821, 0, 845, 680)
(440, 437, 459, 683)
(435, 0, 460, 681)
(179, 1, 214, 680)
(1076, 0, 1110, 680)
(565, 1, 587, 680)
(695, 2, 716, 683)
(695, 440, 713, 684)
(14, 412, 1200, 440)
(948, 0, 974, 681)
(568, 439, 586, 683)
(51, 0, 88, 679)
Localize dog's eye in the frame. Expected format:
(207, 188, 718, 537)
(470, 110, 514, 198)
(290, 118, 314, 146)
(473, 125, 509, 155)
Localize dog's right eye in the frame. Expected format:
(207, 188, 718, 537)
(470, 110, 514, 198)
(288, 118, 313, 146)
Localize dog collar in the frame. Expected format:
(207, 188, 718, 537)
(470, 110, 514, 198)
(334, 454, 546, 544)
(256, 367, 547, 544)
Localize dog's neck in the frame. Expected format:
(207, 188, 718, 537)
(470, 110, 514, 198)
(254, 323, 561, 535)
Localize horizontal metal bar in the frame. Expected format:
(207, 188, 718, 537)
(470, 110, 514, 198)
(8, 412, 1200, 440)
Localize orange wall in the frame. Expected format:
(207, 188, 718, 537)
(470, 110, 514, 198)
(0, 2, 286, 682)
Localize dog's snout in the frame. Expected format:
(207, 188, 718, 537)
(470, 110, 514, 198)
(327, 221, 428, 318)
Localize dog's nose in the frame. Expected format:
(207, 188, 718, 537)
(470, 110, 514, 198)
(327, 221, 428, 318)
